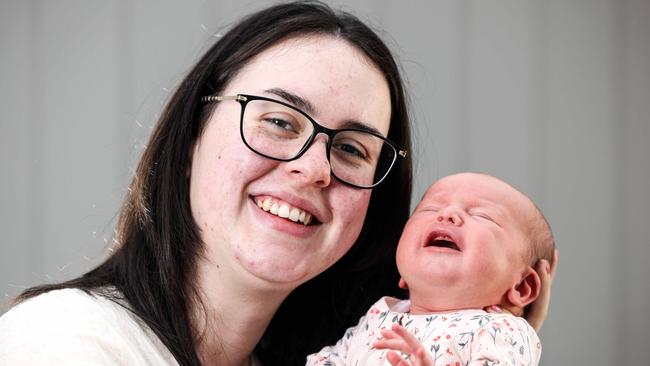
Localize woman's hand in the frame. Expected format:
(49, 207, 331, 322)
(526, 249, 559, 330)
(373, 323, 434, 366)
(484, 249, 559, 331)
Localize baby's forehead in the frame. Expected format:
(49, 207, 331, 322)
(422, 173, 534, 215)
(424, 174, 510, 198)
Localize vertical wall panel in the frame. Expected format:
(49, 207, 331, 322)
(466, 0, 536, 189)
(543, 0, 617, 364)
(115, 0, 135, 191)
(529, 0, 550, 205)
(38, 1, 123, 283)
(0, 1, 37, 301)
(380, 0, 458, 202)
(620, 0, 650, 363)
(130, 0, 210, 149)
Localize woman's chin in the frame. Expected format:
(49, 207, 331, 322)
(237, 253, 317, 288)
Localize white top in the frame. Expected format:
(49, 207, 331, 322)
(0, 288, 179, 365)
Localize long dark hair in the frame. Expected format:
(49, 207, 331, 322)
(16, 2, 412, 365)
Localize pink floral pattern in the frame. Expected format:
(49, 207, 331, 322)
(307, 297, 541, 366)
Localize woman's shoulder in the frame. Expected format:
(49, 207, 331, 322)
(0, 288, 178, 365)
(0, 288, 130, 332)
(4, 287, 113, 313)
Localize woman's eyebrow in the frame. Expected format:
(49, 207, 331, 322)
(264, 87, 384, 136)
(265, 87, 317, 115)
(339, 121, 384, 136)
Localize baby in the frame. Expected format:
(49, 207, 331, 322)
(307, 172, 555, 366)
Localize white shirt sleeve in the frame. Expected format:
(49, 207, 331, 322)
(0, 289, 178, 365)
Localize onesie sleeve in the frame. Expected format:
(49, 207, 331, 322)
(468, 315, 541, 366)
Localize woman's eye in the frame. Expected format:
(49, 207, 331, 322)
(263, 117, 296, 131)
(333, 142, 367, 160)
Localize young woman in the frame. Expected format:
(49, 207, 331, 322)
(0, 2, 555, 366)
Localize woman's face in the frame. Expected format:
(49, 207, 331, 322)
(189, 36, 391, 289)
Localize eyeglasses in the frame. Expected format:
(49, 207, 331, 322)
(200, 94, 407, 189)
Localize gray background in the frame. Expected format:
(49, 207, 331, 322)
(1, 0, 649, 364)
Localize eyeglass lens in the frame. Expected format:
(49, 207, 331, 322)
(241, 99, 396, 188)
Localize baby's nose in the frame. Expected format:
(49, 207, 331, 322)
(437, 207, 463, 226)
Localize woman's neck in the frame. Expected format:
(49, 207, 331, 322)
(193, 257, 291, 366)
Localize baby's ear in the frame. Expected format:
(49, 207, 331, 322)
(506, 267, 541, 308)
(398, 277, 409, 290)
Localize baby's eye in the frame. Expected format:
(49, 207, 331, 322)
(413, 207, 439, 217)
(471, 212, 495, 222)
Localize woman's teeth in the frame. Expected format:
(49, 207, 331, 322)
(256, 197, 313, 225)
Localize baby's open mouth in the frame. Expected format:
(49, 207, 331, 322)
(425, 233, 461, 251)
(255, 196, 318, 226)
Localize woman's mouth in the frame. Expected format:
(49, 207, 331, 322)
(255, 196, 316, 225)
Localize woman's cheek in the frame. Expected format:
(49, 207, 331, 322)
(334, 188, 372, 247)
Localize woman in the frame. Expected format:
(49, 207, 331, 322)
(0, 2, 555, 366)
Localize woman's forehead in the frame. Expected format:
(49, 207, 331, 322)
(221, 35, 392, 134)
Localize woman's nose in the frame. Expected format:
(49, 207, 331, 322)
(436, 206, 463, 226)
(283, 136, 332, 188)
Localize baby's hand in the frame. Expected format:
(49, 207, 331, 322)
(373, 323, 434, 366)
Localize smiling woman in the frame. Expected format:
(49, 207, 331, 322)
(0, 2, 412, 366)
(188, 34, 396, 287)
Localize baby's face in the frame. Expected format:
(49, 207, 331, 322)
(396, 173, 535, 313)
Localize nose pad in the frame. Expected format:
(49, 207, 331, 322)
(284, 136, 332, 187)
(436, 207, 463, 226)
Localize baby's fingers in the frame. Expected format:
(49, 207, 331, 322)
(385, 351, 410, 366)
(375, 324, 434, 366)
(384, 348, 432, 366)
(389, 324, 428, 353)
(373, 337, 410, 354)
(550, 249, 559, 278)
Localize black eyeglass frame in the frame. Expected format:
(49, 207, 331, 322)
(201, 93, 407, 189)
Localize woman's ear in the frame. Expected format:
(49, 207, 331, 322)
(398, 277, 408, 290)
(507, 267, 541, 308)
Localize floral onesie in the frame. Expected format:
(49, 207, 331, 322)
(307, 297, 541, 366)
